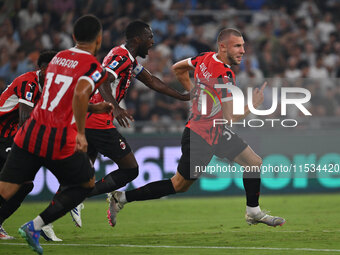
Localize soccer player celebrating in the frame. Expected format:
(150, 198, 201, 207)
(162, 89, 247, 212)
(108, 28, 286, 227)
(0, 15, 111, 254)
(70, 20, 189, 227)
(0, 51, 63, 241)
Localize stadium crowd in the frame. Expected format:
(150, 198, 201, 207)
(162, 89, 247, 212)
(0, 0, 339, 132)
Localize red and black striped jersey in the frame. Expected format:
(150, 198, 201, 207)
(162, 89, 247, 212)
(0, 71, 42, 140)
(86, 44, 143, 129)
(14, 47, 107, 160)
(186, 52, 236, 145)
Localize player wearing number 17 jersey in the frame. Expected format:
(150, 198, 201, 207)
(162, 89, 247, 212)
(13, 47, 107, 159)
(0, 15, 108, 254)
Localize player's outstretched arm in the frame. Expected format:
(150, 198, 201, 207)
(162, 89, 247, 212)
(98, 72, 134, 128)
(137, 68, 190, 101)
(172, 58, 195, 92)
(73, 79, 94, 152)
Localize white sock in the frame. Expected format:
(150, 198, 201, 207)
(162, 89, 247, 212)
(32, 216, 45, 231)
(118, 191, 127, 204)
(246, 206, 261, 215)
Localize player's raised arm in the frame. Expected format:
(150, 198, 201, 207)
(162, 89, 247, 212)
(73, 78, 94, 152)
(172, 58, 195, 92)
(136, 68, 190, 101)
(222, 81, 266, 122)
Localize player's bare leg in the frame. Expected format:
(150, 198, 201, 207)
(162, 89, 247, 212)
(171, 171, 195, 193)
(234, 146, 285, 227)
(0, 181, 21, 201)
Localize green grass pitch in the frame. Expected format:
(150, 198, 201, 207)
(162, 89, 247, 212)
(1, 194, 340, 255)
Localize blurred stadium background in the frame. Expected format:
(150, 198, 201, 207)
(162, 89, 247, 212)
(0, 0, 339, 200)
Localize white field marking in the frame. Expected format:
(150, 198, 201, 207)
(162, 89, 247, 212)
(1, 243, 340, 252)
(95, 230, 306, 238)
(230, 230, 305, 233)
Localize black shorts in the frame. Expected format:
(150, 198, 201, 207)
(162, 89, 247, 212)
(0, 137, 13, 170)
(0, 143, 94, 186)
(177, 127, 248, 180)
(86, 128, 131, 161)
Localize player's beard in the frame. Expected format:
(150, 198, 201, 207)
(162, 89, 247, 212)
(228, 55, 242, 65)
(227, 54, 240, 65)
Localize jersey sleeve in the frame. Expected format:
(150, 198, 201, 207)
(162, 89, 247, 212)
(188, 52, 207, 68)
(132, 60, 144, 77)
(217, 69, 236, 103)
(104, 55, 132, 79)
(79, 61, 107, 93)
(16, 78, 41, 107)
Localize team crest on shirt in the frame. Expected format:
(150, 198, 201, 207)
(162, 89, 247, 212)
(25, 92, 33, 101)
(91, 70, 102, 82)
(109, 61, 119, 69)
(119, 139, 126, 150)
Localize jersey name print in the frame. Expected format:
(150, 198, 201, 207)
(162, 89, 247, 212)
(14, 47, 107, 160)
(187, 52, 236, 145)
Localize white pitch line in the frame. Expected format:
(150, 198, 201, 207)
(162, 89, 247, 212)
(1, 243, 340, 252)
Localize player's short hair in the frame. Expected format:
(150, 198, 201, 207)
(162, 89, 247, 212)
(73, 15, 102, 43)
(38, 50, 57, 68)
(125, 21, 150, 40)
(217, 28, 242, 43)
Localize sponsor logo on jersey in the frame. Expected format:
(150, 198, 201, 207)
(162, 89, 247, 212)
(109, 61, 119, 69)
(91, 71, 102, 82)
(26, 92, 33, 101)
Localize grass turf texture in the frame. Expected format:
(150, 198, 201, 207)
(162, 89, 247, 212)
(1, 194, 340, 255)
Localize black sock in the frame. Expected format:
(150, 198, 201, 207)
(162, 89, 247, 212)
(88, 167, 138, 197)
(0, 194, 5, 207)
(243, 171, 261, 207)
(39, 185, 93, 224)
(0, 183, 33, 225)
(126, 179, 176, 202)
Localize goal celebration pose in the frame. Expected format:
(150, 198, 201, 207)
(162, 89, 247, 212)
(107, 28, 285, 228)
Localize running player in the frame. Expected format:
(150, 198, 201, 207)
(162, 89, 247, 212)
(0, 51, 63, 241)
(0, 15, 110, 254)
(70, 20, 190, 227)
(108, 28, 286, 227)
